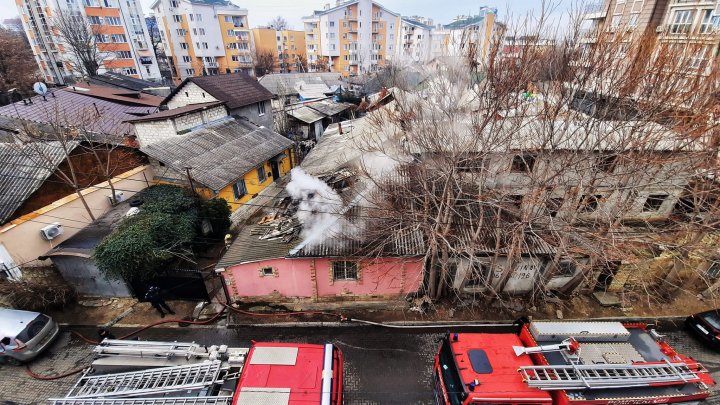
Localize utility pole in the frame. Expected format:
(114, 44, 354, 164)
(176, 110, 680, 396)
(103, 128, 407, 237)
(185, 166, 197, 194)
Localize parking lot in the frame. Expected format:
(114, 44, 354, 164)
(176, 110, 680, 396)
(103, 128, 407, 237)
(2, 324, 720, 404)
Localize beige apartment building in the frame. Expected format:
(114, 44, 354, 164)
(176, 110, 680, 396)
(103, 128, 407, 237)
(303, 0, 401, 77)
(252, 28, 307, 73)
(15, 0, 162, 85)
(657, 0, 720, 74)
(151, 0, 254, 81)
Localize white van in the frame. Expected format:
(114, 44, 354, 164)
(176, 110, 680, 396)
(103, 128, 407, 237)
(0, 308, 59, 364)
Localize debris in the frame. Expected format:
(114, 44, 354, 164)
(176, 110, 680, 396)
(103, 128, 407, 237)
(556, 309, 564, 319)
(409, 295, 432, 313)
(448, 308, 455, 318)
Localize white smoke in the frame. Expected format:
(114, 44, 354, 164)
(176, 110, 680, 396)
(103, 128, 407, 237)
(286, 167, 347, 247)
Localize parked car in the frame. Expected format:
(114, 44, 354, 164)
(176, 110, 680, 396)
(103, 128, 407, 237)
(0, 308, 60, 364)
(686, 309, 720, 348)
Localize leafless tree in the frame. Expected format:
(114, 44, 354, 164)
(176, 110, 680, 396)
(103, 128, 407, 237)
(255, 49, 277, 77)
(267, 16, 288, 31)
(54, 11, 115, 77)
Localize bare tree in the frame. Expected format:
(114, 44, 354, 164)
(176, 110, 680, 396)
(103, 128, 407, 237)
(255, 49, 277, 77)
(0, 28, 40, 96)
(267, 16, 288, 31)
(54, 11, 114, 77)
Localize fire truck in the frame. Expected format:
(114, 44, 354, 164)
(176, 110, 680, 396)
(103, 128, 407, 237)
(433, 321, 715, 405)
(50, 339, 343, 405)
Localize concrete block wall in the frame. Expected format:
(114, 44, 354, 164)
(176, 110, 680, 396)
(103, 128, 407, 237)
(167, 82, 219, 109)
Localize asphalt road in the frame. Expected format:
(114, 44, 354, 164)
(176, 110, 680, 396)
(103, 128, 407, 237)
(2, 324, 720, 405)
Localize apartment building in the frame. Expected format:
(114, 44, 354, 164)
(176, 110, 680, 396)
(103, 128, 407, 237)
(580, 0, 670, 46)
(252, 27, 307, 73)
(397, 17, 434, 64)
(657, 0, 720, 74)
(151, 0, 254, 81)
(303, 0, 401, 77)
(15, 0, 161, 85)
(429, 8, 500, 64)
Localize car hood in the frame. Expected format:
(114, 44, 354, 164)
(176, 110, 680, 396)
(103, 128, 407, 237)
(0, 309, 42, 339)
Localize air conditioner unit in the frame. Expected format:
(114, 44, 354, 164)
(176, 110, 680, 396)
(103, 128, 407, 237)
(40, 223, 63, 240)
(107, 191, 125, 205)
(655, 25, 664, 33)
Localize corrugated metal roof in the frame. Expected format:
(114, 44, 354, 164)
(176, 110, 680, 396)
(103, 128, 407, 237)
(0, 89, 155, 140)
(306, 100, 354, 116)
(141, 118, 293, 191)
(296, 82, 331, 100)
(286, 106, 325, 124)
(258, 73, 343, 96)
(0, 141, 79, 224)
(126, 102, 224, 123)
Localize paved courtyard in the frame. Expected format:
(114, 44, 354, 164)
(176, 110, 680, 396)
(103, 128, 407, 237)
(2, 324, 720, 404)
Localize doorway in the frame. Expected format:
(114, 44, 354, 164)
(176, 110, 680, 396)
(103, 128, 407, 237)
(270, 160, 280, 182)
(594, 261, 621, 292)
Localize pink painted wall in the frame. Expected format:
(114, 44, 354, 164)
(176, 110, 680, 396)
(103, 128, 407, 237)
(225, 257, 425, 300)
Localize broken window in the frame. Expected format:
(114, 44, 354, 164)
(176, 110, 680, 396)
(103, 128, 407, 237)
(510, 154, 536, 173)
(332, 261, 358, 281)
(578, 194, 602, 213)
(466, 262, 490, 288)
(545, 197, 564, 217)
(596, 154, 617, 173)
(232, 179, 247, 200)
(556, 261, 577, 277)
(642, 194, 668, 212)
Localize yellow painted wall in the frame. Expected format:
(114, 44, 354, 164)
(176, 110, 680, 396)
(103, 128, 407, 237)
(220, 14, 252, 72)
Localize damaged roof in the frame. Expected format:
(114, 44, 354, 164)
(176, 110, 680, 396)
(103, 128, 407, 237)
(141, 118, 293, 191)
(0, 141, 79, 224)
(258, 73, 343, 96)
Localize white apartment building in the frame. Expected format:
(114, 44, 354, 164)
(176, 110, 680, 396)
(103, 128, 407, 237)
(151, 0, 254, 81)
(303, 0, 400, 77)
(15, 0, 161, 84)
(396, 17, 433, 64)
(430, 8, 500, 65)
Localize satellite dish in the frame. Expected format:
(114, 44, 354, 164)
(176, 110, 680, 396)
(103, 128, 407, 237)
(33, 82, 48, 96)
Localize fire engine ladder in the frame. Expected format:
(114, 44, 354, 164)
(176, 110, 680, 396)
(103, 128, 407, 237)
(65, 361, 225, 398)
(519, 360, 707, 390)
(48, 397, 234, 405)
(94, 340, 206, 360)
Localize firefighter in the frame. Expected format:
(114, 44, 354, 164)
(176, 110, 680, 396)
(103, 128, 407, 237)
(145, 286, 175, 318)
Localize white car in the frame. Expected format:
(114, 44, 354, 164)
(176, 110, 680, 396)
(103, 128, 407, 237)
(0, 308, 60, 364)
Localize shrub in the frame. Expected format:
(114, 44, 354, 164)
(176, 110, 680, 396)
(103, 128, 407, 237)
(0, 278, 77, 311)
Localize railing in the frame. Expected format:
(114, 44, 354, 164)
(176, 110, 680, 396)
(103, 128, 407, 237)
(583, 2, 606, 14)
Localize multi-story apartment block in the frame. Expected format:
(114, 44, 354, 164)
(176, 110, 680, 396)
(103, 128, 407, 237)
(252, 27, 307, 73)
(15, 0, 161, 85)
(580, 0, 670, 46)
(429, 8, 499, 64)
(303, 0, 400, 77)
(397, 17, 433, 63)
(151, 0, 254, 81)
(657, 0, 720, 74)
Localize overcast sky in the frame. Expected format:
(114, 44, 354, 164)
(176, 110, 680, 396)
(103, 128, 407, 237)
(1, 0, 574, 31)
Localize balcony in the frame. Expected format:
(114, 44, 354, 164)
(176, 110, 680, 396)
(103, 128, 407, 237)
(204, 61, 218, 68)
(583, 2, 608, 20)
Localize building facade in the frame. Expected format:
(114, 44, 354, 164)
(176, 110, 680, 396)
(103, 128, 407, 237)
(396, 17, 433, 63)
(252, 28, 307, 73)
(15, 0, 162, 84)
(151, 0, 254, 81)
(429, 9, 499, 64)
(303, 0, 401, 77)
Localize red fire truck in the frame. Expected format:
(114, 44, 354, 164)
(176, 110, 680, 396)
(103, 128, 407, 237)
(50, 339, 343, 405)
(433, 321, 715, 405)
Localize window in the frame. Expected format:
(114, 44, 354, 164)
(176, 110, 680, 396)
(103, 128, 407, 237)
(610, 15, 621, 28)
(176, 28, 185, 36)
(110, 34, 127, 42)
(257, 166, 267, 183)
(545, 197, 564, 218)
(505, 194, 524, 210)
(257, 101, 266, 116)
(94, 34, 108, 43)
(628, 13, 639, 27)
(105, 16, 121, 25)
(596, 154, 617, 173)
(173, 14, 182, 23)
(196, 14, 202, 22)
(87, 15, 102, 24)
(578, 194, 602, 213)
(332, 261, 358, 281)
(182, 55, 191, 63)
(556, 261, 577, 277)
(202, 42, 208, 49)
(642, 194, 668, 212)
(179, 42, 188, 49)
(185, 68, 195, 75)
(239, 42, 249, 50)
(198, 28, 205, 35)
(689, 46, 710, 69)
(699, 9, 714, 34)
(261, 267, 274, 276)
(670, 9, 695, 34)
(232, 179, 247, 200)
(329, 21, 335, 27)
(707, 262, 720, 279)
(115, 50, 132, 58)
(189, 14, 194, 21)
(169, 0, 178, 6)
(122, 67, 138, 75)
(510, 154, 535, 173)
(224, 16, 232, 22)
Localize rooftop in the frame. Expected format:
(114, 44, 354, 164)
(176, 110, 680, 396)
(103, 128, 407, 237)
(402, 17, 433, 30)
(0, 141, 79, 225)
(0, 89, 156, 141)
(87, 73, 172, 97)
(141, 118, 293, 191)
(258, 72, 343, 97)
(65, 83, 165, 107)
(166, 73, 272, 110)
(125, 102, 224, 123)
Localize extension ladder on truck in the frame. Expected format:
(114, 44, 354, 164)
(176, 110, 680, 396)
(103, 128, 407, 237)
(519, 360, 707, 390)
(48, 397, 234, 405)
(65, 361, 225, 398)
(94, 340, 207, 360)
